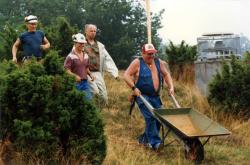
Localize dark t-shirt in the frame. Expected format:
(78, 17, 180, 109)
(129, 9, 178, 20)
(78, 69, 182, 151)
(19, 30, 44, 57)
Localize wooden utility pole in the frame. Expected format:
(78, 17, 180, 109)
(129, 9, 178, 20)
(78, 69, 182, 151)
(146, 0, 151, 44)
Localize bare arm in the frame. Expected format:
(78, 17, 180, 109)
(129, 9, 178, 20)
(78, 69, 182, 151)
(12, 38, 21, 63)
(124, 59, 141, 96)
(160, 60, 174, 95)
(40, 37, 50, 50)
(65, 69, 81, 82)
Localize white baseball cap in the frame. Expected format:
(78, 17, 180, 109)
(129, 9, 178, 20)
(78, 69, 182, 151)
(72, 33, 87, 43)
(142, 43, 157, 54)
(25, 15, 38, 23)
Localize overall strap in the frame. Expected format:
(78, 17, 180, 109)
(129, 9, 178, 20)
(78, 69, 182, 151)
(154, 57, 163, 95)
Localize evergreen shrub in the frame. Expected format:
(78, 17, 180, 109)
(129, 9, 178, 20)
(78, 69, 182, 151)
(208, 55, 250, 118)
(0, 52, 106, 163)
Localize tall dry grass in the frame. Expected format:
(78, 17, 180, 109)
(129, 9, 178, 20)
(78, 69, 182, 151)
(1, 71, 249, 165)
(102, 71, 250, 165)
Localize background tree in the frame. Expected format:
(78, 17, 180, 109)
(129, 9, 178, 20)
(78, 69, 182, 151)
(0, 0, 26, 27)
(165, 40, 197, 83)
(0, 24, 20, 60)
(83, 0, 164, 68)
(0, 0, 164, 68)
(45, 17, 77, 57)
(24, 0, 87, 26)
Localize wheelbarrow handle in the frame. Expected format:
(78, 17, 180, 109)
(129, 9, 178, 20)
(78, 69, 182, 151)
(140, 94, 181, 110)
(170, 94, 181, 108)
(139, 95, 158, 118)
(139, 95, 155, 112)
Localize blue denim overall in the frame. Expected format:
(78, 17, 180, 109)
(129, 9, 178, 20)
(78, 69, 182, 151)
(135, 58, 162, 149)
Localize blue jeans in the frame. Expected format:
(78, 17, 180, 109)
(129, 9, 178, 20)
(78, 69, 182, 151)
(76, 80, 92, 101)
(136, 95, 162, 148)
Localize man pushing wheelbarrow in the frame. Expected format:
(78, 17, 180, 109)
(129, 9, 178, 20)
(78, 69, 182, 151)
(123, 43, 174, 150)
(124, 43, 231, 164)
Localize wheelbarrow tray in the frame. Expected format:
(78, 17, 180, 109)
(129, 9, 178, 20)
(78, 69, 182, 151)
(154, 108, 231, 138)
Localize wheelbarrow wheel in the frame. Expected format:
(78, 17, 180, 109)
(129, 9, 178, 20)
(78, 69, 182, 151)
(184, 138, 204, 165)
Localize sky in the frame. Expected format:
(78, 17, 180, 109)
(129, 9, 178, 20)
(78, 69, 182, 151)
(150, 0, 250, 45)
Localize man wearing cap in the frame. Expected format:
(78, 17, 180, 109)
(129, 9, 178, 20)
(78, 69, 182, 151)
(64, 33, 94, 101)
(123, 43, 174, 150)
(12, 15, 50, 62)
(84, 24, 119, 104)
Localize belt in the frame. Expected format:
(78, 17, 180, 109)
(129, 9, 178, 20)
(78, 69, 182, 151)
(22, 56, 42, 61)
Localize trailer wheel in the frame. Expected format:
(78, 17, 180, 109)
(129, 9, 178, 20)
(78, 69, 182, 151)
(184, 138, 204, 164)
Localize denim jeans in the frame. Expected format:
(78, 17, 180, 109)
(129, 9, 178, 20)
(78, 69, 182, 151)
(76, 80, 92, 101)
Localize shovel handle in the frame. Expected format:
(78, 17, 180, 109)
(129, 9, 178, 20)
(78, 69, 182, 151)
(170, 94, 181, 108)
